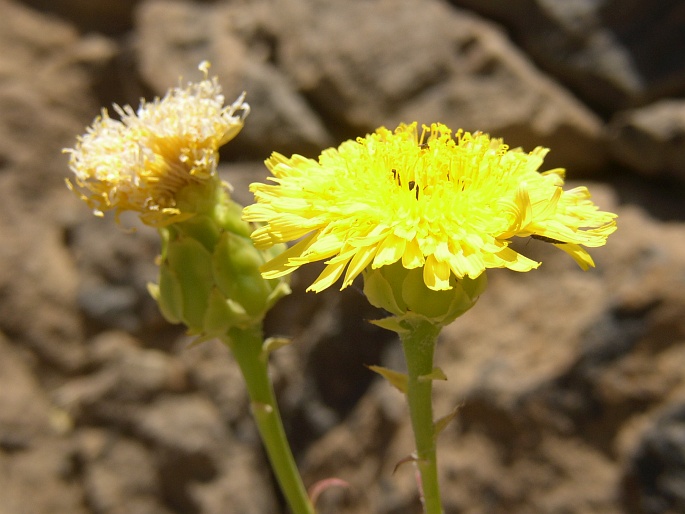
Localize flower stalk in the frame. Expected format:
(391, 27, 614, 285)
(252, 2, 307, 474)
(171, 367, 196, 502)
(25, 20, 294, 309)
(399, 318, 443, 514)
(224, 326, 315, 514)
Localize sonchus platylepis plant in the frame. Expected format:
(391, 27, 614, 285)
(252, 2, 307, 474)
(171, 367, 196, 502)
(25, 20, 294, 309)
(66, 62, 315, 514)
(243, 122, 617, 514)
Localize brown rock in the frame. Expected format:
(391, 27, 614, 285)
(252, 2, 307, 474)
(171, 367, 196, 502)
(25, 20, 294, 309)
(51, 331, 188, 417)
(182, 338, 250, 426)
(0, 194, 86, 371)
(77, 429, 170, 514)
(0, 334, 85, 514)
(275, 0, 607, 174)
(621, 401, 685, 514)
(235, 61, 335, 158)
(0, 438, 87, 514)
(0, 0, 110, 187)
(135, 0, 244, 93)
(0, 0, 125, 370)
(135, 0, 332, 158)
(135, 394, 225, 446)
(189, 445, 279, 514)
(451, 0, 685, 112)
(608, 100, 685, 181)
(20, 0, 140, 34)
(0, 333, 54, 446)
(133, 395, 277, 514)
(64, 212, 164, 335)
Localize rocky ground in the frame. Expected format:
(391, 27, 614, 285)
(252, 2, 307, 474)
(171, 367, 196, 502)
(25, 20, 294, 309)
(1, 0, 685, 513)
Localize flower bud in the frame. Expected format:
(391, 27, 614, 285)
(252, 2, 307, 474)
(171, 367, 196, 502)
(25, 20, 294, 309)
(149, 180, 291, 338)
(363, 262, 487, 329)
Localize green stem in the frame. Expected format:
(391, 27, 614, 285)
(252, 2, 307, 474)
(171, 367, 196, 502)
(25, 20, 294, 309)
(223, 326, 315, 514)
(400, 319, 444, 514)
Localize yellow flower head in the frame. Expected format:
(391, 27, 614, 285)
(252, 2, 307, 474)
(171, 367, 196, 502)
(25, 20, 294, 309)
(244, 122, 617, 292)
(65, 62, 250, 226)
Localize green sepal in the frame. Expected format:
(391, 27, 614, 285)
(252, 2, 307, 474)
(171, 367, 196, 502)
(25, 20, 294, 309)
(147, 282, 159, 301)
(367, 364, 408, 393)
(174, 211, 221, 252)
(214, 196, 253, 239)
(402, 269, 459, 320)
(165, 236, 214, 334)
(147, 282, 178, 324)
(213, 231, 288, 315)
(203, 287, 251, 335)
(363, 261, 488, 330)
(363, 265, 406, 316)
(151, 259, 183, 324)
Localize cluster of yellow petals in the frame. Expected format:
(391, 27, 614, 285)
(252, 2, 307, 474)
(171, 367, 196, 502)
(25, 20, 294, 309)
(65, 62, 249, 226)
(244, 122, 617, 292)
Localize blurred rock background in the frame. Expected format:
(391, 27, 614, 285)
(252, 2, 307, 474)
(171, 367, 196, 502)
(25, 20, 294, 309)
(1, 0, 685, 513)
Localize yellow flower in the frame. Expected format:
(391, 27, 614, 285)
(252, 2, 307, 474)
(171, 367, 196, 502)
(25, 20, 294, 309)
(244, 122, 617, 292)
(65, 62, 250, 226)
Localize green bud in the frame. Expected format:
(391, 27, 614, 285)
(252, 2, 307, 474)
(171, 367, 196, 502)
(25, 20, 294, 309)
(212, 230, 290, 319)
(149, 180, 291, 338)
(363, 261, 487, 330)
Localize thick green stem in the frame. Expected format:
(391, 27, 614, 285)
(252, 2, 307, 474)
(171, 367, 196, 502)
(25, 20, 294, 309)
(400, 319, 444, 514)
(223, 326, 315, 514)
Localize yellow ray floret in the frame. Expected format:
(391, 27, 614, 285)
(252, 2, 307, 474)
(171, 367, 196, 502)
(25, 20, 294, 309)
(65, 62, 249, 227)
(243, 123, 617, 292)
